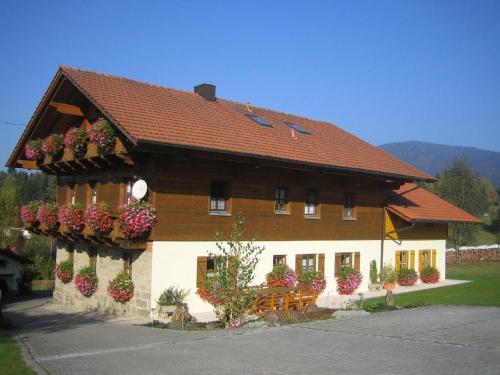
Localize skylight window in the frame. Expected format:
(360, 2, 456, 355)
(245, 114, 273, 128)
(285, 121, 310, 135)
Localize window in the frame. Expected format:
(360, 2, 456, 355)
(335, 252, 360, 277)
(196, 256, 216, 288)
(301, 254, 315, 272)
(397, 251, 408, 272)
(419, 249, 435, 272)
(123, 253, 133, 276)
(396, 250, 415, 272)
(245, 114, 273, 128)
(275, 187, 288, 212)
(207, 257, 216, 278)
(273, 255, 286, 267)
(210, 181, 229, 213)
(343, 193, 356, 220)
(304, 190, 318, 216)
(284, 121, 310, 135)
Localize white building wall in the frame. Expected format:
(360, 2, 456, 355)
(151, 238, 446, 318)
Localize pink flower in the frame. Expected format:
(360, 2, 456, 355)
(83, 203, 114, 235)
(87, 118, 116, 154)
(24, 139, 44, 161)
(64, 127, 87, 157)
(120, 200, 157, 240)
(37, 203, 59, 231)
(42, 134, 64, 155)
(58, 204, 85, 233)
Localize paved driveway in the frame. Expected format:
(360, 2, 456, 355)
(5, 298, 500, 375)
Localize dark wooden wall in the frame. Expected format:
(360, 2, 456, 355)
(55, 154, 448, 242)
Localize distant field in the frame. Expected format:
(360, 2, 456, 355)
(364, 262, 500, 308)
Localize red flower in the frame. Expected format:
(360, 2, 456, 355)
(83, 203, 113, 236)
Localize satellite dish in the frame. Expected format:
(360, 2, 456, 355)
(132, 179, 148, 200)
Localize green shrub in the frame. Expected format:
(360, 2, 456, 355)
(369, 260, 378, 283)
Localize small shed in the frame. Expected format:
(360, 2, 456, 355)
(0, 246, 31, 295)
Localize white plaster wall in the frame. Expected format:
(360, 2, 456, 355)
(151, 238, 447, 318)
(0, 254, 24, 291)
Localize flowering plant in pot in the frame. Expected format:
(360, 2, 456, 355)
(24, 138, 44, 161)
(42, 134, 64, 158)
(266, 264, 297, 287)
(420, 266, 440, 284)
(88, 117, 116, 154)
(397, 267, 418, 286)
(120, 199, 157, 240)
(37, 202, 59, 231)
(380, 265, 397, 290)
(298, 270, 326, 293)
(20, 201, 42, 226)
(83, 202, 114, 236)
(54, 260, 73, 283)
(74, 266, 98, 297)
(107, 271, 134, 303)
(336, 265, 362, 295)
(64, 127, 88, 158)
(58, 204, 85, 234)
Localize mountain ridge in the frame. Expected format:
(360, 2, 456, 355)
(379, 141, 500, 187)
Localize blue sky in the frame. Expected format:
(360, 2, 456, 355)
(1, 0, 499, 167)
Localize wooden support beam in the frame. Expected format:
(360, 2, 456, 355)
(49, 101, 84, 116)
(17, 160, 38, 169)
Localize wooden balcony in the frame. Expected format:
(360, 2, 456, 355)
(18, 139, 134, 175)
(24, 217, 150, 251)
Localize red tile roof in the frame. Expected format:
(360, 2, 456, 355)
(387, 183, 482, 223)
(55, 67, 433, 181)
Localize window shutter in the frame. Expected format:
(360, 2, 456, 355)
(410, 250, 415, 270)
(334, 253, 342, 277)
(395, 251, 401, 272)
(432, 249, 437, 268)
(196, 256, 208, 288)
(354, 252, 360, 272)
(295, 254, 303, 277)
(318, 253, 325, 275)
(418, 250, 424, 272)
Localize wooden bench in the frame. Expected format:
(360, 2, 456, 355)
(251, 287, 319, 317)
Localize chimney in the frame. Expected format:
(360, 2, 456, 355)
(194, 83, 216, 101)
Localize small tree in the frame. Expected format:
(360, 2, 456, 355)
(200, 214, 264, 327)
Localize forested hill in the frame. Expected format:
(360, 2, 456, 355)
(379, 141, 500, 187)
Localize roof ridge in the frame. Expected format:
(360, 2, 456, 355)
(59, 65, 200, 98)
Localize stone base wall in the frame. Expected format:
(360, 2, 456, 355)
(53, 241, 152, 317)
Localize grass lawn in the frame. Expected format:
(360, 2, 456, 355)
(0, 329, 36, 375)
(364, 262, 500, 309)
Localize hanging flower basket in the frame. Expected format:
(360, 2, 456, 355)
(420, 266, 440, 284)
(83, 202, 114, 236)
(87, 117, 116, 154)
(336, 266, 362, 295)
(24, 139, 44, 162)
(58, 204, 85, 234)
(64, 127, 88, 158)
(120, 199, 157, 240)
(74, 266, 98, 297)
(266, 264, 297, 287)
(298, 270, 327, 293)
(42, 134, 64, 158)
(107, 272, 134, 303)
(37, 202, 59, 231)
(54, 260, 73, 283)
(20, 201, 42, 226)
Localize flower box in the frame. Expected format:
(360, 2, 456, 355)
(61, 148, 75, 162)
(85, 143, 100, 158)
